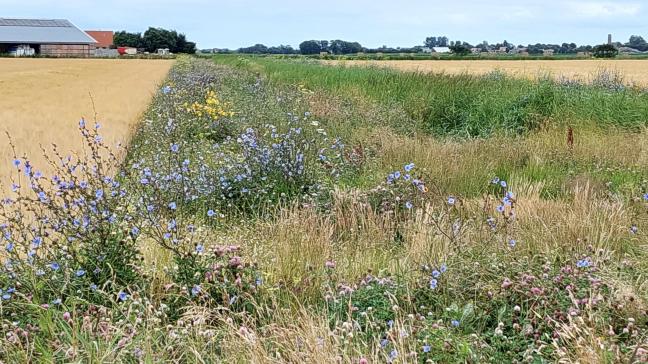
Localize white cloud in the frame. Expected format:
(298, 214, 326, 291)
(1, 0, 647, 48)
(567, 1, 642, 17)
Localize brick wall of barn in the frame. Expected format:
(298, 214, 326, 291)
(40, 44, 96, 57)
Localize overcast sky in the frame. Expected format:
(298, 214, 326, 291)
(2, 0, 647, 49)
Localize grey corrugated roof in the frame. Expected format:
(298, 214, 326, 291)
(0, 18, 97, 44)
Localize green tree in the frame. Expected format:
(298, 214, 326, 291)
(141, 27, 177, 53)
(238, 44, 269, 54)
(113, 31, 142, 48)
(626, 35, 648, 51)
(267, 45, 296, 54)
(134, 27, 196, 54)
(449, 41, 471, 55)
(593, 43, 618, 58)
(329, 40, 364, 54)
(299, 40, 322, 54)
(425, 36, 449, 48)
(175, 33, 197, 54)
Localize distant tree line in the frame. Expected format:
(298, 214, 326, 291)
(236, 44, 298, 54)
(206, 34, 648, 57)
(298, 40, 364, 55)
(114, 27, 197, 54)
(423, 34, 648, 56)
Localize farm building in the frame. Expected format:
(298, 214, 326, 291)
(432, 47, 450, 54)
(0, 18, 97, 57)
(85, 30, 113, 49)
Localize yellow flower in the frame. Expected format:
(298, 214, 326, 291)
(186, 90, 234, 121)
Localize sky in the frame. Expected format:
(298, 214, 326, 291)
(1, 0, 647, 49)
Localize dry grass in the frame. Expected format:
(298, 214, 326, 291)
(236, 125, 648, 293)
(0, 58, 173, 186)
(326, 59, 648, 85)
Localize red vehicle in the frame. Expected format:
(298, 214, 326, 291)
(117, 47, 137, 55)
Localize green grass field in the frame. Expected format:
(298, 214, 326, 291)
(1, 56, 646, 363)
(215, 55, 648, 137)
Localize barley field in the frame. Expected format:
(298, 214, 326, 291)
(327, 59, 648, 85)
(0, 58, 172, 185)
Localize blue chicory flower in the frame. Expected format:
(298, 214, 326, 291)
(191, 285, 201, 296)
(118, 291, 129, 301)
(429, 278, 438, 289)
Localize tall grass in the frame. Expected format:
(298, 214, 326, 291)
(2, 56, 647, 363)
(214, 55, 648, 137)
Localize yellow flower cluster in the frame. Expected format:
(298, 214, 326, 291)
(185, 90, 234, 120)
(297, 84, 314, 94)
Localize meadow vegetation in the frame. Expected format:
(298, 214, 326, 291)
(0, 56, 646, 363)
(215, 55, 648, 138)
(325, 59, 648, 87)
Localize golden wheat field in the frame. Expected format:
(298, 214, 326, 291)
(0, 58, 172, 186)
(328, 59, 648, 85)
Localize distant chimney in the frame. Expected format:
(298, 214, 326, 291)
(608, 34, 612, 45)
